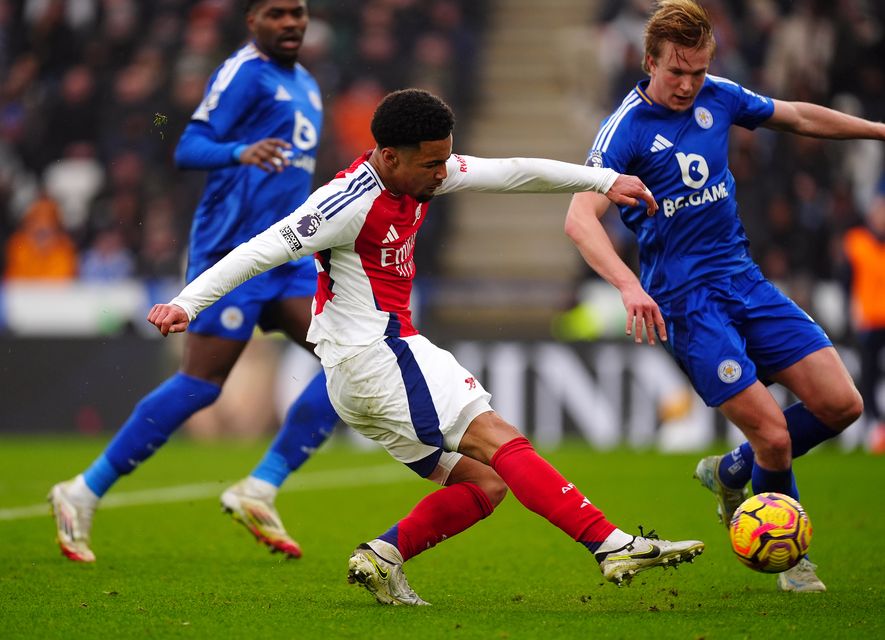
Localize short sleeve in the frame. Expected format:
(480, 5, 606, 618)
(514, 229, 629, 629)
(708, 75, 775, 130)
(585, 112, 634, 174)
(191, 57, 260, 139)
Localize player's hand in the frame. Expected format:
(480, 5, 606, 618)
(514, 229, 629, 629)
(239, 138, 293, 172)
(147, 303, 190, 336)
(620, 282, 667, 345)
(604, 174, 658, 216)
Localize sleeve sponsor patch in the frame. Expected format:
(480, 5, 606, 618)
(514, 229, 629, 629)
(296, 213, 322, 237)
(279, 224, 303, 252)
(587, 150, 604, 168)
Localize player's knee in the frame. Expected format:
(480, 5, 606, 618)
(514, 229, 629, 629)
(811, 387, 863, 431)
(474, 472, 508, 508)
(484, 476, 508, 508)
(756, 428, 792, 462)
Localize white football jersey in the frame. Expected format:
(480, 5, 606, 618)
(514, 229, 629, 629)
(171, 151, 617, 366)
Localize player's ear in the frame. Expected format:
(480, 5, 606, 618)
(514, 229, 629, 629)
(380, 147, 399, 169)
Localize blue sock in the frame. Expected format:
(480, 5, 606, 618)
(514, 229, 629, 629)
(378, 524, 400, 549)
(83, 373, 221, 496)
(751, 463, 799, 500)
(718, 442, 754, 489)
(783, 402, 838, 456)
(250, 369, 338, 487)
(718, 403, 838, 489)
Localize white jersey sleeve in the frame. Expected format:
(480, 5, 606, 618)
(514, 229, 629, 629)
(435, 154, 619, 196)
(170, 180, 369, 320)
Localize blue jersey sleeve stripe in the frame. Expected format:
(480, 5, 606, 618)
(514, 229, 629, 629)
(362, 160, 382, 186)
(323, 183, 376, 219)
(317, 171, 377, 212)
(317, 176, 363, 210)
(597, 94, 641, 153)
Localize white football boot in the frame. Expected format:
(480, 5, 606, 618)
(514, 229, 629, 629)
(48, 476, 98, 563)
(221, 478, 302, 558)
(347, 540, 429, 605)
(777, 558, 826, 592)
(596, 533, 705, 585)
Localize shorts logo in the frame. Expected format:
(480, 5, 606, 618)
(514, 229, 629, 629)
(296, 213, 321, 237)
(279, 224, 303, 252)
(694, 106, 713, 129)
(587, 150, 604, 168)
(717, 359, 742, 384)
(220, 306, 244, 331)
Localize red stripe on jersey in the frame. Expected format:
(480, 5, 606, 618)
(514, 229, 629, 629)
(314, 152, 373, 317)
(314, 250, 333, 315)
(353, 190, 427, 337)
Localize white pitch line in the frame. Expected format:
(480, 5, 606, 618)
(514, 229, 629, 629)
(0, 463, 410, 522)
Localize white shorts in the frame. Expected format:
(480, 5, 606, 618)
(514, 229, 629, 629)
(324, 334, 493, 479)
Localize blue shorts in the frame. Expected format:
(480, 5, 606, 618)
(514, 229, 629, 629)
(659, 267, 832, 407)
(187, 256, 317, 341)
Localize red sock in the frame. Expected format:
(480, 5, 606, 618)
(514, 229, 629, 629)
(490, 437, 615, 548)
(394, 482, 494, 561)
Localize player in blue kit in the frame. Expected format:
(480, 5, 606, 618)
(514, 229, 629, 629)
(48, 0, 337, 562)
(566, 0, 885, 592)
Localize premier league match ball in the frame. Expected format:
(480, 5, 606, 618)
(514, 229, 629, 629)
(728, 492, 812, 573)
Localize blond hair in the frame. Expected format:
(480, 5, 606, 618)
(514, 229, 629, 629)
(642, 0, 716, 74)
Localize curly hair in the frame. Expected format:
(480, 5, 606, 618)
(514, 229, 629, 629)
(370, 89, 455, 149)
(643, 0, 716, 74)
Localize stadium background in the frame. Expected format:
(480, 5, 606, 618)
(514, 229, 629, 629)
(0, 0, 883, 450)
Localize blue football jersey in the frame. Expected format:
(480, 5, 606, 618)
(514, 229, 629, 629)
(182, 42, 323, 272)
(586, 75, 774, 302)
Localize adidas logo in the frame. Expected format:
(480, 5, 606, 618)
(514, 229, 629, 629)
(383, 225, 399, 243)
(649, 134, 673, 153)
(275, 85, 292, 101)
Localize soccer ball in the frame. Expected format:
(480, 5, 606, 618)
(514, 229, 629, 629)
(728, 492, 812, 573)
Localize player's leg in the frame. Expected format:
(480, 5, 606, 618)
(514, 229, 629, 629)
(337, 334, 701, 601)
(221, 288, 339, 557)
(458, 411, 704, 585)
(48, 333, 245, 562)
(717, 382, 798, 497)
(706, 350, 861, 505)
(686, 278, 853, 523)
(348, 452, 508, 605)
(715, 366, 848, 593)
(328, 341, 506, 604)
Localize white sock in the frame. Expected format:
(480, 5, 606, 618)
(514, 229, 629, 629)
(368, 538, 403, 565)
(596, 528, 634, 555)
(69, 474, 100, 506)
(244, 476, 278, 500)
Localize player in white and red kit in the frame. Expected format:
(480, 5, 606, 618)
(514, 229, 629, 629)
(148, 89, 704, 605)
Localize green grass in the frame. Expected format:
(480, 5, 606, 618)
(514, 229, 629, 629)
(1, 437, 883, 639)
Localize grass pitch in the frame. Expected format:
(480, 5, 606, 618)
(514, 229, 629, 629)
(1, 437, 883, 639)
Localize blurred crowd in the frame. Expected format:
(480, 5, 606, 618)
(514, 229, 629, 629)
(0, 0, 486, 283)
(2, 1, 884, 336)
(590, 0, 885, 334)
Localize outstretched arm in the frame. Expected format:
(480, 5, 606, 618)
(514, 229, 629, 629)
(764, 100, 885, 140)
(438, 155, 658, 213)
(175, 121, 293, 172)
(147, 222, 295, 335)
(564, 191, 666, 345)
